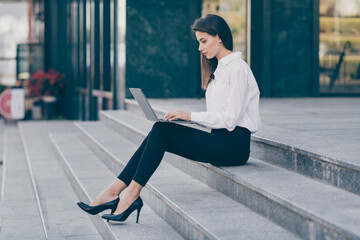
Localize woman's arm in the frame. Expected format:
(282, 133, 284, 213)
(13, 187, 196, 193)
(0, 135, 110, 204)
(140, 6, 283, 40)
(191, 67, 249, 131)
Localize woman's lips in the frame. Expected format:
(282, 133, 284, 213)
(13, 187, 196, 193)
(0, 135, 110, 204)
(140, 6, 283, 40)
(203, 52, 208, 56)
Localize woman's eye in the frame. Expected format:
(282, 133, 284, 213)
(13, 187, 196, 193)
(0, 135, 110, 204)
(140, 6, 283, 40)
(202, 41, 206, 44)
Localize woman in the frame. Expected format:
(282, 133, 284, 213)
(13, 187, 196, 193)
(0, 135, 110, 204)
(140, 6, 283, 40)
(77, 14, 261, 223)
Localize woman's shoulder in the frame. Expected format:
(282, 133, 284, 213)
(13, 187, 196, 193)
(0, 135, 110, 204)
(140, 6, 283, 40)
(227, 58, 251, 74)
(226, 57, 257, 86)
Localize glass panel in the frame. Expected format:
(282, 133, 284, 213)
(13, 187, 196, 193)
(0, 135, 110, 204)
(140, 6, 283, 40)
(201, 0, 248, 61)
(319, 0, 360, 94)
(116, 0, 126, 108)
(71, 0, 79, 87)
(0, 2, 29, 86)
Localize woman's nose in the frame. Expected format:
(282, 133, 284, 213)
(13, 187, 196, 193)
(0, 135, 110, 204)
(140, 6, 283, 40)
(198, 44, 203, 51)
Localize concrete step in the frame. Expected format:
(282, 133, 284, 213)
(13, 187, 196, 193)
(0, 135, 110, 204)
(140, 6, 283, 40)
(99, 109, 360, 240)
(17, 121, 102, 239)
(124, 99, 360, 196)
(0, 123, 45, 239)
(51, 132, 185, 240)
(75, 121, 300, 240)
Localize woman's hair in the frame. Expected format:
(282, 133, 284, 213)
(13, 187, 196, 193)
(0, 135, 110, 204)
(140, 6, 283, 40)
(191, 14, 233, 89)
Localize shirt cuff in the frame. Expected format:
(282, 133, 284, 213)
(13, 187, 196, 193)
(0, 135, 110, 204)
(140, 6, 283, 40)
(190, 112, 204, 123)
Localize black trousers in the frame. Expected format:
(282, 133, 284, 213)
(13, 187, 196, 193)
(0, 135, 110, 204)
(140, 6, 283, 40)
(117, 122, 251, 186)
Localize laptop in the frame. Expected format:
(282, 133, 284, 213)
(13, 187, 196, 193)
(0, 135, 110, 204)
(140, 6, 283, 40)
(129, 88, 206, 128)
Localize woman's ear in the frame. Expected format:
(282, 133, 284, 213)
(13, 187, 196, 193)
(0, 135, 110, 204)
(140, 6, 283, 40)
(216, 34, 222, 43)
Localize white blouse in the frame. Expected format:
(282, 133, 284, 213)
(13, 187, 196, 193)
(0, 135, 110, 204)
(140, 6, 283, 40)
(191, 52, 261, 133)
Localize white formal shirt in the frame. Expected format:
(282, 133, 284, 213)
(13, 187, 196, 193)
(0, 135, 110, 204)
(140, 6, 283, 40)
(191, 52, 261, 133)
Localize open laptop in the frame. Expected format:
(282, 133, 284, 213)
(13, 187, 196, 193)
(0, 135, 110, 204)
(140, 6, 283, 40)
(129, 88, 206, 128)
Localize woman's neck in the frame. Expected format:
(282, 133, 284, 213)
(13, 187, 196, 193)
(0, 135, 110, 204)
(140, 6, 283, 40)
(216, 49, 233, 61)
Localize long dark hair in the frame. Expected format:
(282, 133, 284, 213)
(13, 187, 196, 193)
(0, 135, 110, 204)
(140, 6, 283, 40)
(191, 14, 233, 89)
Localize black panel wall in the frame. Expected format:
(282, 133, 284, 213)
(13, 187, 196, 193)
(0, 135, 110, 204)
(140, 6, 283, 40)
(125, 0, 202, 98)
(251, 0, 319, 97)
(45, 0, 78, 119)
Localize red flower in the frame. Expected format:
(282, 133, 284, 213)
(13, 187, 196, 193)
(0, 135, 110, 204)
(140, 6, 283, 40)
(26, 69, 65, 98)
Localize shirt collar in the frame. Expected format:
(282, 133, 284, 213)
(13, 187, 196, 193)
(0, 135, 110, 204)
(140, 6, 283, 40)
(218, 52, 242, 67)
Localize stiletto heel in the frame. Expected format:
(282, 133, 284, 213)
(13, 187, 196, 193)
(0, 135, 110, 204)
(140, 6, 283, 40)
(136, 207, 142, 223)
(107, 207, 117, 222)
(102, 196, 143, 223)
(77, 197, 120, 215)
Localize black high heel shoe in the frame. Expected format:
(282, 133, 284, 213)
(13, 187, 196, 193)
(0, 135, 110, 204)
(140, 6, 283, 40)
(77, 197, 120, 215)
(102, 196, 143, 223)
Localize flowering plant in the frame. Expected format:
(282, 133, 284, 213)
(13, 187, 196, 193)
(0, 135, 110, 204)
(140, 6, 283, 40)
(26, 69, 65, 99)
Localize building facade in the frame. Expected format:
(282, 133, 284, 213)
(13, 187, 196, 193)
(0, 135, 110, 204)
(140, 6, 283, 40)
(26, 0, 360, 120)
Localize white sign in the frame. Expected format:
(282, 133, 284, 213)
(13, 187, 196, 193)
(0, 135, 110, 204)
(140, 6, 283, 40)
(0, 88, 25, 119)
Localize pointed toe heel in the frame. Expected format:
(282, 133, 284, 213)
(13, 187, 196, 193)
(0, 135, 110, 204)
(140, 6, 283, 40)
(77, 197, 119, 215)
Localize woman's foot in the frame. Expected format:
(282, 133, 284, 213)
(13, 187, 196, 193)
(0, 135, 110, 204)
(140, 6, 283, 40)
(102, 196, 143, 223)
(113, 180, 143, 215)
(90, 179, 127, 206)
(77, 197, 119, 215)
(90, 193, 119, 206)
(113, 193, 138, 214)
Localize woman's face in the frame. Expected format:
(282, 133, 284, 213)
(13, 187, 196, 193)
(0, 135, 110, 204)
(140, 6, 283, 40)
(195, 31, 222, 59)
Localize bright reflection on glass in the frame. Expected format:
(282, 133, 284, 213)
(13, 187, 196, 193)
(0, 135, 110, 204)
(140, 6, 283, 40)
(319, 0, 360, 93)
(0, 2, 29, 86)
(201, 0, 248, 61)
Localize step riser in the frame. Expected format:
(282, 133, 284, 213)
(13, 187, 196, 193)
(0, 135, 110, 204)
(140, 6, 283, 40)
(50, 135, 117, 240)
(125, 102, 360, 196)
(123, 101, 147, 116)
(251, 139, 360, 196)
(99, 114, 146, 146)
(75, 124, 216, 240)
(100, 112, 357, 240)
(164, 153, 311, 238)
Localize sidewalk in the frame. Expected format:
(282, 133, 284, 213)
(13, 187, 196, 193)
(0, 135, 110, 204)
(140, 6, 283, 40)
(144, 97, 360, 167)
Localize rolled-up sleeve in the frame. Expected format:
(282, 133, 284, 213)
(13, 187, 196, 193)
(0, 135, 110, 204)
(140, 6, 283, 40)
(191, 67, 248, 131)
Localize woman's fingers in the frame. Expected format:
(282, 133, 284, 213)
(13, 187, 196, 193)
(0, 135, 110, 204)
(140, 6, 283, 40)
(165, 110, 179, 121)
(164, 110, 190, 121)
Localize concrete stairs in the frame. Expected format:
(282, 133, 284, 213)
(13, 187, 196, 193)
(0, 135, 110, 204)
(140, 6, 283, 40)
(0, 121, 103, 239)
(0, 98, 359, 239)
(66, 121, 296, 240)
(96, 100, 360, 240)
(0, 123, 45, 239)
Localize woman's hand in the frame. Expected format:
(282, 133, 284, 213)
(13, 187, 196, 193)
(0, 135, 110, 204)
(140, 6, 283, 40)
(164, 110, 191, 121)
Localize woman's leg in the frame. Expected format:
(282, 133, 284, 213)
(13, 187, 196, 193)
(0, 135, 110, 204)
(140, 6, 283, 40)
(131, 122, 249, 186)
(117, 135, 150, 186)
(113, 121, 248, 214)
(90, 135, 150, 205)
(113, 180, 143, 215)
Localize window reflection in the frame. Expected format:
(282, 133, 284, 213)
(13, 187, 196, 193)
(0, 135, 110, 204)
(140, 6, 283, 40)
(319, 0, 360, 94)
(0, 2, 29, 86)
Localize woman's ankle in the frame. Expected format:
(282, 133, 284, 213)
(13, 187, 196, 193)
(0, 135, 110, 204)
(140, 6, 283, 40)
(91, 192, 118, 206)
